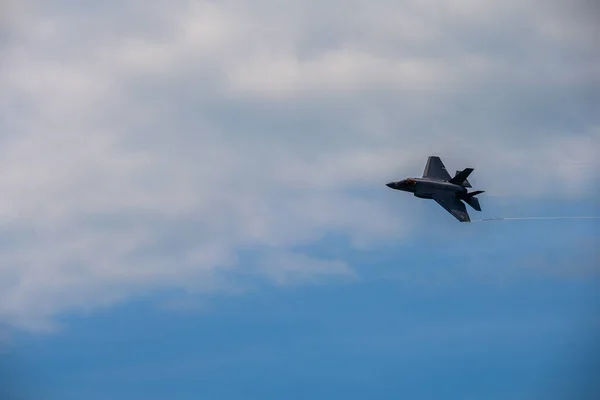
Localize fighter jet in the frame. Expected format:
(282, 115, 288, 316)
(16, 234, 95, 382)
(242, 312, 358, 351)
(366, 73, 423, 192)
(386, 156, 484, 222)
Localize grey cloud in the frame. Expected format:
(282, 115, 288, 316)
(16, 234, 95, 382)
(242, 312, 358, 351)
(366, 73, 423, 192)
(0, 0, 598, 331)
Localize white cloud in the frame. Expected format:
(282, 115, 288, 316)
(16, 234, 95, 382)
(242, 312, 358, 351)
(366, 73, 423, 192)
(224, 49, 446, 96)
(256, 252, 357, 286)
(0, 0, 598, 332)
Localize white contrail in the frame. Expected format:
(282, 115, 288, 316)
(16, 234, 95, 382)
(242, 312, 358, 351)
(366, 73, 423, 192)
(472, 216, 600, 222)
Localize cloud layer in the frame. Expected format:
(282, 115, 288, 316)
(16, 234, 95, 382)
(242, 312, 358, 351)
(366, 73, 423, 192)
(1, 0, 598, 331)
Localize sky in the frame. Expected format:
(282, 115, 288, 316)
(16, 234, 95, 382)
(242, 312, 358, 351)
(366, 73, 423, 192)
(0, 0, 599, 399)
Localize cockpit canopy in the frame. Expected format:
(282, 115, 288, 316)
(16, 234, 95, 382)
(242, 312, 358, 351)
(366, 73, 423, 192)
(399, 178, 417, 186)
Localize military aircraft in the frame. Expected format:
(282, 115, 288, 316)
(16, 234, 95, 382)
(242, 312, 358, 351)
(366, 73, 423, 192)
(386, 156, 484, 222)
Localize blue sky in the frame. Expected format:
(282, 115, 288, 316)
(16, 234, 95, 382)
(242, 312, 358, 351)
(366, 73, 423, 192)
(3, 199, 599, 399)
(1, 1, 599, 399)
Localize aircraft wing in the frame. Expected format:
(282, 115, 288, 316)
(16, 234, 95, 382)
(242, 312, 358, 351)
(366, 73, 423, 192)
(423, 156, 452, 181)
(432, 193, 471, 222)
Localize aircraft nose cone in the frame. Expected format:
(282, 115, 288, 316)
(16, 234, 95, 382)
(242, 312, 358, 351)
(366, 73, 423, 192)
(386, 182, 395, 188)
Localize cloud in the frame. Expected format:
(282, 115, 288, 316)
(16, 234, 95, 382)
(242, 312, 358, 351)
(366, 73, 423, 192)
(256, 252, 357, 285)
(0, 0, 598, 332)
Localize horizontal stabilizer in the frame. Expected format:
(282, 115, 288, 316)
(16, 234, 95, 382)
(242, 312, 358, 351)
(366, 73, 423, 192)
(450, 168, 473, 187)
(467, 190, 484, 197)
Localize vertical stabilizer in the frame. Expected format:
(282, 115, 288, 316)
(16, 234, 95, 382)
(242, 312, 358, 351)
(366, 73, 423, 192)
(464, 190, 484, 211)
(454, 170, 472, 187)
(464, 196, 481, 211)
(450, 168, 474, 187)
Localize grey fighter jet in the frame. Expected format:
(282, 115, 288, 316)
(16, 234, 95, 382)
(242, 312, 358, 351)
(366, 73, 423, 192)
(386, 156, 484, 222)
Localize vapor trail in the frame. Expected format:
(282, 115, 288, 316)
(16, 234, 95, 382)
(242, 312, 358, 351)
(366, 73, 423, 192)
(472, 216, 600, 222)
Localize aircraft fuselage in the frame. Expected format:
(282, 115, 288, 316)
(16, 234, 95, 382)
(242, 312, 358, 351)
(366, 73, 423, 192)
(386, 178, 468, 199)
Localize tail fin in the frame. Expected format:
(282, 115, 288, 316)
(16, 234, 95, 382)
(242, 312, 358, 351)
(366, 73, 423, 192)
(454, 170, 472, 187)
(464, 190, 484, 211)
(450, 168, 473, 187)
(465, 196, 481, 211)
